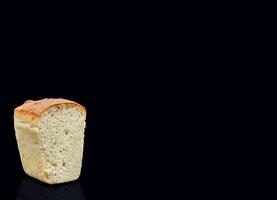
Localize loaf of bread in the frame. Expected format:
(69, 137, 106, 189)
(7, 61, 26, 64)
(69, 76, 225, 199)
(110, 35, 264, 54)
(14, 98, 86, 184)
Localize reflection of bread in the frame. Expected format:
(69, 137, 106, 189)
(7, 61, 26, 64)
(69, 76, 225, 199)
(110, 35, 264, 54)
(17, 175, 85, 200)
(14, 98, 86, 184)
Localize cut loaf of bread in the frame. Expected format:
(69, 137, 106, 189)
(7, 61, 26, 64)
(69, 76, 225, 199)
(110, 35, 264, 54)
(14, 98, 86, 184)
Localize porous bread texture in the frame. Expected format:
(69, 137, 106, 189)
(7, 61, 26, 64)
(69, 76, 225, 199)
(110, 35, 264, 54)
(14, 99, 86, 184)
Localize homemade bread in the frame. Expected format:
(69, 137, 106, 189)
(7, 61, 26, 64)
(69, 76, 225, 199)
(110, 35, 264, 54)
(14, 98, 86, 184)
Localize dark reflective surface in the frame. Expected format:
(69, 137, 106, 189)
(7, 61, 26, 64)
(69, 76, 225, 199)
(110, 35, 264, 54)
(17, 176, 85, 200)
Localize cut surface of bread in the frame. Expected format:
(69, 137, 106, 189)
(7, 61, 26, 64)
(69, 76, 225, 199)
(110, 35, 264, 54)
(14, 98, 86, 184)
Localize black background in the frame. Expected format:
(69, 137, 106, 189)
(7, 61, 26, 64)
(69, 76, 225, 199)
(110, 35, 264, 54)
(1, 3, 270, 198)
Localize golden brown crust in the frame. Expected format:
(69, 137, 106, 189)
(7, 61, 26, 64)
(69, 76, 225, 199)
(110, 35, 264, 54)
(14, 98, 86, 123)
